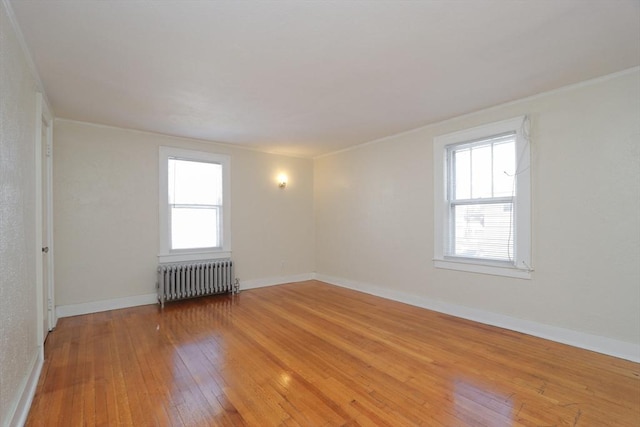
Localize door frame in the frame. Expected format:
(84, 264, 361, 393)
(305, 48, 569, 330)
(35, 92, 54, 351)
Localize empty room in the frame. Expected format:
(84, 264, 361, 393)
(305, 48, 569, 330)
(1, 0, 639, 426)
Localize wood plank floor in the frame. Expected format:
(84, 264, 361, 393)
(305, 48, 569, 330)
(26, 281, 639, 426)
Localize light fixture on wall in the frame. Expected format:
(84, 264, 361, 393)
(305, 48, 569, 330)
(277, 173, 288, 189)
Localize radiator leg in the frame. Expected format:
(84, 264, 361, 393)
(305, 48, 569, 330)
(157, 270, 165, 308)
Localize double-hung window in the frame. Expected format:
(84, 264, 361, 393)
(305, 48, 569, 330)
(433, 116, 531, 278)
(159, 147, 231, 263)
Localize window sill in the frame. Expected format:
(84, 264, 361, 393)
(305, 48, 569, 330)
(159, 251, 232, 264)
(433, 258, 531, 279)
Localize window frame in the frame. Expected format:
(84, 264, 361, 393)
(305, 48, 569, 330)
(159, 146, 231, 263)
(433, 116, 531, 279)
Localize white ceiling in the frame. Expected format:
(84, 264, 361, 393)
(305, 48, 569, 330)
(9, 0, 640, 158)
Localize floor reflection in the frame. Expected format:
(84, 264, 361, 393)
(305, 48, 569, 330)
(161, 295, 241, 424)
(453, 377, 514, 426)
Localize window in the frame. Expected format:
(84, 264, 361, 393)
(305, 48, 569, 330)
(159, 147, 230, 263)
(433, 116, 531, 279)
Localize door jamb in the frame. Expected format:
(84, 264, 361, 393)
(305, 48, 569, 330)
(35, 92, 54, 354)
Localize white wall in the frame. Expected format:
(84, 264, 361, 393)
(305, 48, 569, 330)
(315, 70, 640, 349)
(0, 1, 39, 425)
(53, 120, 315, 306)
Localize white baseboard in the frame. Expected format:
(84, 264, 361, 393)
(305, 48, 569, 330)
(54, 274, 316, 318)
(51, 273, 639, 362)
(240, 273, 315, 290)
(316, 274, 640, 363)
(8, 350, 43, 427)
(56, 293, 157, 318)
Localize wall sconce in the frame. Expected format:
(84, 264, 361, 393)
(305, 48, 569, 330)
(277, 174, 288, 189)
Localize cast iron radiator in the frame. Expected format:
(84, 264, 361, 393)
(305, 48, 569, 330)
(157, 259, 235, 307)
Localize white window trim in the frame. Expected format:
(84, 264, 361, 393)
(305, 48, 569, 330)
(159, 146, 231, 264)
(433, 116, 532, 279)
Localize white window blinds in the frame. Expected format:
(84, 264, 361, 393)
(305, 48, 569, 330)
(168, 158, 223, 250)
(446, 132, 517, 263)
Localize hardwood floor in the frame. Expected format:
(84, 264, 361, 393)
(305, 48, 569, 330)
(26, 281, 639, 426)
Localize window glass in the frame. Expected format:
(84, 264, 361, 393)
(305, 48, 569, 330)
(470, 143, 492, 199)
(453, 148, 471, 199)
(171, 206, 220, 249)
(169, 159, 222, 205)
(493, 141, 515, 197)
(452, 203, 513, 261)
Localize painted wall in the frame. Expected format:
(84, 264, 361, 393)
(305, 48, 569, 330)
(53, 120, 315, 305)
(315, 70, 640, 346)
(0, 1, 39, 425)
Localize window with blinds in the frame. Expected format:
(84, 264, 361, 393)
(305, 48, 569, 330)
(433, 116, 531, 279)
(159, 147, 231, 263)
(446, 133, 516, 263)
(168, 158, 223, 250)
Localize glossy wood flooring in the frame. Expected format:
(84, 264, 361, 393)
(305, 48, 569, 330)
(27, 281, 639, 426)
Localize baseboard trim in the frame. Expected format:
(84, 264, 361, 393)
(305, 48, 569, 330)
(54, 274, 316, 318)
(8, 350, 43, 427)
(56, 293, 157, 318)
(316, 274, 640, 363)
(52, 273, 639, 362)
(240, 273, 315, 290)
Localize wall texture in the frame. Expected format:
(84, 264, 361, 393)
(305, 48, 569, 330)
(315, 70, 640, 347)
(0, 1, 39, 424)
(53, 120, 315, 306)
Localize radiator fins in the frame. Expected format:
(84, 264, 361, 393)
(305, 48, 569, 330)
(157, 259, 234, 307)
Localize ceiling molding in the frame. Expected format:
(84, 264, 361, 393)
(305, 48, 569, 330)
(314, 66, 640, 160)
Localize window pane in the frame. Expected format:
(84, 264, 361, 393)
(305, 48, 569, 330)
(171, 207, 220, 249)
(451, 203, 514, 262)
(453, 148, 470, 200)
(169, 159, 222, 205)
(471, 144, 492, 198)
(493, 141, 515, 197)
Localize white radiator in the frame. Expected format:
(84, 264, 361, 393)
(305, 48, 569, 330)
(157, 259, 235, 307)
